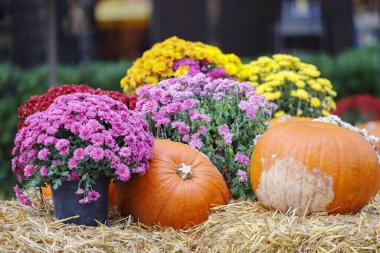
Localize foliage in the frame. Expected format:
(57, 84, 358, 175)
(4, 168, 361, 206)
(136, 74, 276, 199)
(297, 45, 380, 99)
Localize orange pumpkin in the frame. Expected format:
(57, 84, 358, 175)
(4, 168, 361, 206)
(269, 115, 311, 127)
(357, 121, 380, 149)
(115, 139, 231, 229)
(42, 183, 116, 206)
(250, 121, 380, 215)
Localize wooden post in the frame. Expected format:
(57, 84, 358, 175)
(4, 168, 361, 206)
(11, 0, 48, 67)
(218, 0, 281, 56)
(150, 0, 207, 43)
(48, 0, 57, 87)
(321, 0, 354, 54)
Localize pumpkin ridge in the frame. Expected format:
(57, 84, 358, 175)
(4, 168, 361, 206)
(135, 175, 179, 220)
(193, 172, 229, 204)
(149, 178, 182, 227)
(191, 175, 226, 212)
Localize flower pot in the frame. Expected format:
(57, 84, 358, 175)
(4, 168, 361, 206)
(52, 177, 109, 226)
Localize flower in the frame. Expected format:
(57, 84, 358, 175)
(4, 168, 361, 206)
(23, 164, 34, 178)
(236, 54, 337, 118)
(40, 166, 48, 177)
(37, 148, 50, 160)
(218, 124, 232, 144)
(88, 190, 101, 202)
(234, 152, 250, 165)
(334, 94, 380, 124)
(13, 185, 31, 206)
(12, 92, 154, 205)
(136, 74, 275, 199)
(17, 84, 136, 129)
(311, 97, 321, 107)
(120, 36, 243, 94)
(90, 147, 104, 161)
(73, 148, 86, 160)
(237, 169, 248, 183)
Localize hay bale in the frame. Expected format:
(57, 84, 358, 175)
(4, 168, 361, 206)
(1, 193, 380, 252)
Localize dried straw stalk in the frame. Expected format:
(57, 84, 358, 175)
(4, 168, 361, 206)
(1, 193, 379, 252)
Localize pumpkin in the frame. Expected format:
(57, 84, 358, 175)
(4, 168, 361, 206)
(115, 139, 231, 229)
(250, 121, 380, 215)
(269, 115, 311, 127)
(357, 121, 380, 149)
(42, 184, 116, 206)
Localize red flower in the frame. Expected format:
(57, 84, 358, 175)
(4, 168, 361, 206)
(334, 94, 380, 122)
(18, 84, 137, 129)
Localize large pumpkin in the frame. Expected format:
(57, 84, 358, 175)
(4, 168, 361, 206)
(250, 121, 380, 215)
(115, 139, 231, 229)
(269, 115, 311, 127)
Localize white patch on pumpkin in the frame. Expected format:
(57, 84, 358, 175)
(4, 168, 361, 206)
(257, 157, 334, 215)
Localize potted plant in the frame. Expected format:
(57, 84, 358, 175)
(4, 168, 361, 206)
(135, 74, 276, 199)
(12, 92, 154, 226)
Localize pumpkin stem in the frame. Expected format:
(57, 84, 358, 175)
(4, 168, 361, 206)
(176, 163, 192, 180)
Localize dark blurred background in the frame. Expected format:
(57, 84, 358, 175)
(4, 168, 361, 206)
(0, 0, 379, 198)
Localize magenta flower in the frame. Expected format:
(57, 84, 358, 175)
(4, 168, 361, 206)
(172, 121, 190, 135)
(218, 124, 232, 144)
(68, 158, 77, 169)
(37, 148, 50, 160)
(14, 185, 31, 206)
(40, 166, 48, 177)
(79, 127, 91, 141)
(237, 169, 247, 183)
(91, 133, 104, 146)
(116, 163, 131, 181)
(189, 136, 203, 149)
(90, 147, 104, 161)
(27, 149, 37, 159)
(23, 164, 34, 178)
(86, 119, 100, 133)
(73, 148, 86, 160)
(43, 136, 56, 146)
(55, 139, 69, 151)
(69, 171, 80, 181)
(234, 152, 250, 165)
(88, 190, 101, 201)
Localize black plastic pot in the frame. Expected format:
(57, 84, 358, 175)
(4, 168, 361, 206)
(52, 177, 109, 226)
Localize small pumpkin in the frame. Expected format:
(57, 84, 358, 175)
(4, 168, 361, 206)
(251, 121, 380, 215)
(115, 139, 231, 229)
(269, 115, 311, 127)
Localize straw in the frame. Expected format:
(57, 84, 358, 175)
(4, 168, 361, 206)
(1, 193, 379, 252)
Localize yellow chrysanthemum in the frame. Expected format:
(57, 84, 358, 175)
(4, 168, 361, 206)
(274, 111, 286, 118)
(311, 97, 321, 107)
(296, 89, 309, 101)
(120, 36, 243, 94)
(322, 110, 330, 116)
(236, 54, 337, 118)
(174, 65, 189, 77)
